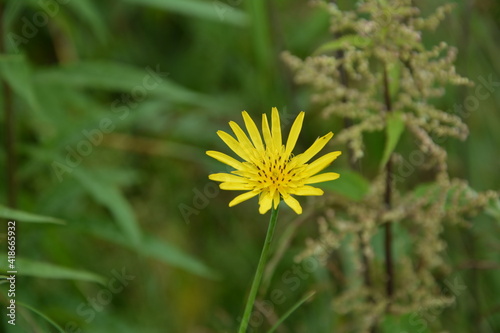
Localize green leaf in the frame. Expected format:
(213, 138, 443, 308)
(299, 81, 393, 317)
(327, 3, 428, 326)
(84, 223, 219, 279)
(0, 54, 39, 114)
(18, 302, 65, 333)
(320, 169, 370, 201)
(380, 111, 405, 169)
(2, 1, 27, 42)
(139, 234, 219, 279)
(123, 0, 248, 26)
(313, 35, 372, 55)
(34, 61, 214, 107)
(411, 182, 438, 198)
(0, 205, 65, 225)
(267, 291, 316, 333)
(388, 62, 401, 99)
(0, 256, 106, 284)
(73, 168, 142, 246)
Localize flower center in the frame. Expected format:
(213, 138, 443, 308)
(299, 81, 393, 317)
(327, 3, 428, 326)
(257, 147, 292, 190)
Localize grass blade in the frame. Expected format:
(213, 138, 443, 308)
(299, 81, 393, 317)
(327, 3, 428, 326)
(267, 291, 316, 333)
(0, 205, 65, 225)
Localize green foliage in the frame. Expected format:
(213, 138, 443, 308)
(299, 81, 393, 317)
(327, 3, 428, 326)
(380, 111, 405, 169)
(0, 205, 64, 224)
(321, 168, 370, 201)
(0, 0, 498, 332)
(0, 256, 106, 284)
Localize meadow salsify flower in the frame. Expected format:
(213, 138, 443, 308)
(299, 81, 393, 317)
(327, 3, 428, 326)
(207, 107, 341, 214)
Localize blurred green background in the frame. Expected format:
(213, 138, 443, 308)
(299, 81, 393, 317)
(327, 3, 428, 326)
(0, 0, 499, 332)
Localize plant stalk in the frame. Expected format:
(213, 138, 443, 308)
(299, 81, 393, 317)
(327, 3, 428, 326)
(383, 64, 394, 298)
(239, 205, 280, 333)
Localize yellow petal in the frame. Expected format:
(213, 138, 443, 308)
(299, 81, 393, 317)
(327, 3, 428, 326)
(231, 169, 257, 177)
(209, 173, 248, 183)
(282, 194, 302, 214)
(242, 111, 264, 152)
(217, 130, 253, 162)
(262, 113, 273, 151)
(229, 190, 259, 207)
(304, 172, 340, 184)
(273, 190, 280, 209)
(258, 191, 273, 214)
(271, 107, 282, 150)
(220, 182, 254, 190)
(230, 121, 257, 150)
(292, 185, 324, 196)
(206, 151, 244, 170)
(304, 151, 342, 177)
(285, 111, 304, 157)
(293, 132, 334, 166)
(229, 121, 263, 168)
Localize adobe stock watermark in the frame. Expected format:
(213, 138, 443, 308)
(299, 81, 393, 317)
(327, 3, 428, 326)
(402, 273, 467, 333)
(237, 256, 321, 332)
(64, 267, 135, 333)
(179, 107, 302, 224)
(178, 181, 220, 224)
(213, 0, 243, 21)
(51, 65, 169, 182)
(178, 107, 301, 224)
(391, 74, 499, 184)
(8, 0, 71, 53)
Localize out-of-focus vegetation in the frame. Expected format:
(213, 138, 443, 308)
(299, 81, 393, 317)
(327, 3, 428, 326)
(0, 0, 499, 332)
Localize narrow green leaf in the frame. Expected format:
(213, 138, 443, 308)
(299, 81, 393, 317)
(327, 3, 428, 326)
(34, 61, 214, 106)
(313, 35, 371, 55)
(18, 302, 65, 333)
(82, 222, 218, 279)
(139, 234, 219, 279)
(73, 169, 142, 246)
(2, 1, 27, 42)
(0, 205, 65, 225)
(267, 291, 316, 333)
(388, 62, 401, 99)
(0, 54, 39, 113)
(123, 0, 248, 26)
(320, 169, 370, 201)
(0, 256, 106, 285)
(380, 111, 405, 169)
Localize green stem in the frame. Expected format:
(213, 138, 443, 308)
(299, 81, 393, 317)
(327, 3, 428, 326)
(238, 205, 280, 333)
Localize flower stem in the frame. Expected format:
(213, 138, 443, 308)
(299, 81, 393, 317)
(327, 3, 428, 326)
(239, 205, 280, 333)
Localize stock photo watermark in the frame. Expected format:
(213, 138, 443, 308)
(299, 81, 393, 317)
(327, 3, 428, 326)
(8, 0, 71, 53)
(178, 182, 220, 224)
(403, 273, 467, 333)
(391, 74, 499, 184)
(237, 256, 320, 332)
(51, 65, 169, 182)
(178, 107, 298, 224)
(64, 267, 135, 333)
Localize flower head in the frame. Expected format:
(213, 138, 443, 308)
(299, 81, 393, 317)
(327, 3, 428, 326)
(207, 107, 341, 214)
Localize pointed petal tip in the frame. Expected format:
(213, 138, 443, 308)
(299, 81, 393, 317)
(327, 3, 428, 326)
(282, 195, 303, 214)
(259, 205, 272, 214)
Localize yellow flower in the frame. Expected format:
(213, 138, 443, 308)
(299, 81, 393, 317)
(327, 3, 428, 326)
(207, 107, 341, 214)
